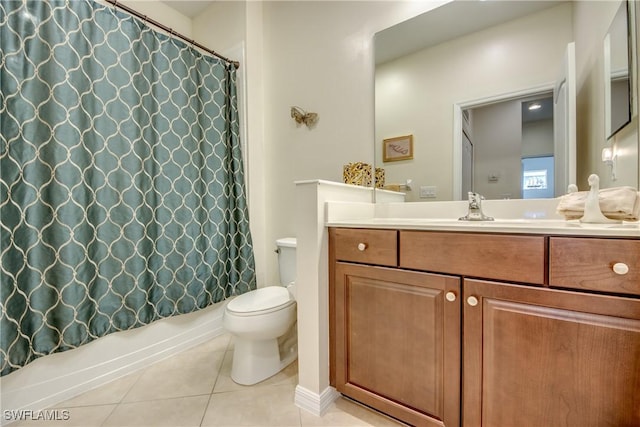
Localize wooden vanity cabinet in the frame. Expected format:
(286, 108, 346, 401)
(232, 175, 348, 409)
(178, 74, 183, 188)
(400, 230, 546, 285)
(333, 263, 461, 427)
(463, 278, 640, 427)
(549, 236, 640, 296)
(329, 227, 640, 427)
(329, 228, 461, 427)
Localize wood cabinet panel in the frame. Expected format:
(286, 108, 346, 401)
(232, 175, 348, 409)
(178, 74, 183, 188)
(330, 227, 639, 427)
(334, 263, 460, 427)
(463, 279, 640, 427)
(550, 237, 640, 295)
(331, 228, 397, 267)
(400, 231, 546, 285)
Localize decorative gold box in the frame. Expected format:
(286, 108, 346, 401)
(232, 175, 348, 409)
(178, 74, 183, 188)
(343, 162, 372, 187)
(375, 167, 385, 188)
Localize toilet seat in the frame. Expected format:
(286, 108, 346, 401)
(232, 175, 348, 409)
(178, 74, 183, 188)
(226, 286, 295, 317)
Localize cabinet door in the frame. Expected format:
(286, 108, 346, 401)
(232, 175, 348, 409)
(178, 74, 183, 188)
(463, 279, 640, 427)
(334, 263, 461, 427)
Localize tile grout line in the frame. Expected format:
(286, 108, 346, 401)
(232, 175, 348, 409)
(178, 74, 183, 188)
(96, 369, 147, 426)
(98, 336, 229, 426)
(209, 336, 233, 395)
(199, 335, 232, 426)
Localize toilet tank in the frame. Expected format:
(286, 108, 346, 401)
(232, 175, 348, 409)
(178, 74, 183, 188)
(276, 237, 297, 286)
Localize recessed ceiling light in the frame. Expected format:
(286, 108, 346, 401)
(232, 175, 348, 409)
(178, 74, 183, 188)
(528, 103, 542, 111)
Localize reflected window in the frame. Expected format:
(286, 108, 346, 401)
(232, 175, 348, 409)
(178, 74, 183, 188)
(523, 170, 548, 190)
(522, 156, 554, 199)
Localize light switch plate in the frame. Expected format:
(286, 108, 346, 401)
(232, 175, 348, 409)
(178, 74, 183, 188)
(420, 186, 437, 198)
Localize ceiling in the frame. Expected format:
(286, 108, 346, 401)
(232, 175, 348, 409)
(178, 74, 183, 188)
(522, 96, 554, 123)
(161, 1, 565, 49)
(160, 0, 567, 95)
(375, 0, 566, 65)
(160, 0, 214, 18)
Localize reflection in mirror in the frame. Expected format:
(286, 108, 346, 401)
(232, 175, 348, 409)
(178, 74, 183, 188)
(604, 0, 632, 139)
(461, 94, 556, 200)
(374, 1, 575, 201)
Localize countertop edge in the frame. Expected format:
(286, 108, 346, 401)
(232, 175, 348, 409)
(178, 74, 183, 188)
(326, 219, 640, 237)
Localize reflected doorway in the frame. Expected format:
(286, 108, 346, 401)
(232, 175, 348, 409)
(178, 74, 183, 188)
(459, 92, 554, 199)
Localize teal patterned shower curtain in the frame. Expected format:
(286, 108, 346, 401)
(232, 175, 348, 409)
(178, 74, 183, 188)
(0, 0, 256, 376)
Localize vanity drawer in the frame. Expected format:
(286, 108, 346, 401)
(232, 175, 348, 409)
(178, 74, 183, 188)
(331, 228, 397, 267)
(399, 231, 545, 285)
(549, 237, 640, 296)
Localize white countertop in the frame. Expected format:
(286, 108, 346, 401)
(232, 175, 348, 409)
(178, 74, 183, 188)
(325, 200, 640, 237)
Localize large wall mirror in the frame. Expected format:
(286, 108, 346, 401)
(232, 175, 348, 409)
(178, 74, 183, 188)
(374, 0, 637, 202)
(604, 1, 633, 139)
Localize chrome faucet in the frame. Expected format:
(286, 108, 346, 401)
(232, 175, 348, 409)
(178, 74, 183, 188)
(459, 192, 494, 221)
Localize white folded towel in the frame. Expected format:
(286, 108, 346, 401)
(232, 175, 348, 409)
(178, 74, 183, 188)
(556, 186, 640, 221)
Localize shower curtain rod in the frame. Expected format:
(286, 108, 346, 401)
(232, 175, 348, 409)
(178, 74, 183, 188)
(104, 0, 240, 69)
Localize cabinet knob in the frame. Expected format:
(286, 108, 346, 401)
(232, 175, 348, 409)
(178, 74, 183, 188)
(357, 243, 367, 251)
(445, 292, 457, 302)
(613, 262, 629, 275)
(467, 296, 479, 307)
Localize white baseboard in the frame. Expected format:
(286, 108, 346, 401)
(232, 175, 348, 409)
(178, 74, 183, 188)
(0, 303, 226, 425)
(294, 384, 340, 417)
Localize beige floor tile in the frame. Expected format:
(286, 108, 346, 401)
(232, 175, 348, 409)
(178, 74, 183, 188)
(7, 334, 412, 427)
(300, 397, 406, 427)
(212, 350, 298, 393)
(102, 395, 209, 427)
(7, 404, 116, 427)
(193, 334, 232, 354)
(122, 351, 225, 402)
(201, 383, 301, 427)
(146, 343, 225, 373)
(56, 371, 142, 407)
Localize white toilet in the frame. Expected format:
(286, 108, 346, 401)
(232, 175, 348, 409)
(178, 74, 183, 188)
(223, 237, 298, 385)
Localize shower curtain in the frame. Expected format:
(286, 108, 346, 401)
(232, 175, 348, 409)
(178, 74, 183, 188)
(0, 0, 256, 376)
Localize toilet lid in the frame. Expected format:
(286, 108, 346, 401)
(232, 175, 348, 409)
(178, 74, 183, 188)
(227, 286, 293, 314)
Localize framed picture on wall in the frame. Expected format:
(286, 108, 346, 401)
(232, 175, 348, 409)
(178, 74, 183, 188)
(383, 135, 413, 162)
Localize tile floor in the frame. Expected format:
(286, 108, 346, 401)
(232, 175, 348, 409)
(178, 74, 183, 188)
(10, 334, 404, 427)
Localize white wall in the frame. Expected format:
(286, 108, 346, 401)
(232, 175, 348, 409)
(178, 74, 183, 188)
(522, 120, 554, 158)
(118, 0, 192, 36)
(636, 0, 640, 182)
(375, 3, 573, 201)
(186, 0, 639, 295)
(473, 100, 522, 199)
(608, 1, 639, 190)
(574, 0, 639, 190)
(192, 1, 246, 54)
(190, 1, 446, 286)
(258, 0, 445, 284)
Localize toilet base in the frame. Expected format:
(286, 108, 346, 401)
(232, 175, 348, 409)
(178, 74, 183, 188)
(231, 335, 297, 385)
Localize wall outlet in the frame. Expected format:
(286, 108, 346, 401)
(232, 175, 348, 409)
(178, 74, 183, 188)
(419, 186, 437, 198)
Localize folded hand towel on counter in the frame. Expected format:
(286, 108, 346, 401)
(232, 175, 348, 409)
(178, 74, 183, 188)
(383, 184, 402, 192)
(557, 186, 640, 221)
